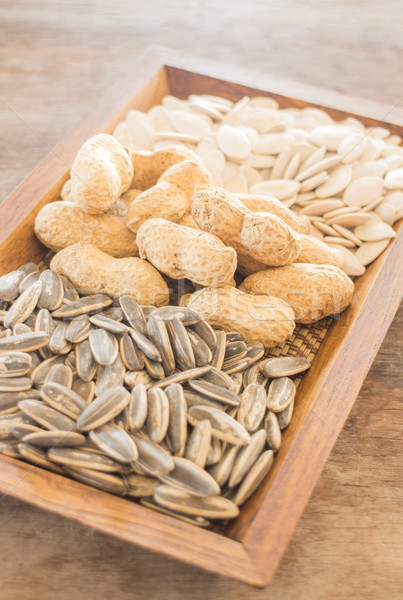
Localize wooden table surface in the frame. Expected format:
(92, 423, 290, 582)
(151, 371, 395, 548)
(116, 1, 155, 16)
(0, 2, 402, 597)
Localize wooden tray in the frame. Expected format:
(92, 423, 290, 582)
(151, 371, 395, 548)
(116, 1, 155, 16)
(0, 47, 402, 587)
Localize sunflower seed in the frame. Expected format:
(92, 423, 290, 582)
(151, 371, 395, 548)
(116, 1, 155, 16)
(245, 342, 265, 364)
(154, 484, 239, 519)
(228, 429, 266, 488)
(184, 419, 211, 468)
(0, 351, 32, 378)
(228, 372, 243, 395)
(260, 356, 311, 377)
(0, 412, 32, 441)
(19, 273, 41, 298)
(149, 366, 211, 389)
(11, 421, 43, 439)
(60, 276, 80, 302)
(140, 496, 211, 527)
(129, 328, 161, 362)
(211, 330, 226, 369)
(18, 399, 77, 432)
(0, 377, 32, 392)
(0, 391, 36, 415)
(124, 370, 153, 388)
(224, 341, 248, 360)
(243, 362, 268, 387)
(189, 320, 217, 349)
(95, 353, 126, 397)
(0, 270, 26, 301)
(32, 354, 65, 387)
(208, 445, 239, 486)
(158, 456, 220, 496)
(131, 431, 174, 476)
(89, 313, 129, 334)
(48, 447, 124, 472)
(267, 377, 296, 413)
(187, 329, 212, 366)
(4, 280, 42, 329)
(119, 334, 144, 371)
(143, 355, 165, 380)
(119, 295, 147, 334)
(150, 306, 199, 325)
(237, 384, 266, 432)
(72, 378, 95, 404)
(75, 340, 97, 382)
(166, 317, 195, 370)
(184, 391, 225, 411)
(264, 411, 282, 451)
(64, 466, 128, 495)
(89, 423, 138, 463)
(234, 449, 274, 506)
(18, 442, 64, 473)
(65, 316, 92, 343)
(205, 437, 223, 466)
(89, 329, 118, 366)
(49, 324, 71, 354)
(23, 430, 86, 448)
(189, 380, 240, 406)
(40, 382, 87, 419)
(0, 441, 20, 458)
(188, 405, 250, 445)
(225, 332, 245, 343)
(38, 270, 64, 311)
(165, 383, 187, 456)
(13, 323, 32, 335)
(146, 387, 170, 443)
(19, 263, 39, 276)
(277, 397, 295, 429)
(77, 386, 130, 431)
(51, 294, 112, 318)
(200, 366, 232, 389)
(146, 314, 175, 375)
(125, 473, 158, 498)
(45, 364, 73, 388)
(222, 356, 251, 374)
(128, 384, 148, 430)
(34, 308, 55, 359)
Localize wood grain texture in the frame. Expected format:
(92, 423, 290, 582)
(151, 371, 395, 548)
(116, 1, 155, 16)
(0, 2, 402, 597)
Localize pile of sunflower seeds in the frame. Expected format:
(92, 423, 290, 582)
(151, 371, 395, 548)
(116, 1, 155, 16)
(0, 262, 310, 527)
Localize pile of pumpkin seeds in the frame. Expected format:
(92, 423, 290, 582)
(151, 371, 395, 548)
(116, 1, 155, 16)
(0, 262, 310, 527)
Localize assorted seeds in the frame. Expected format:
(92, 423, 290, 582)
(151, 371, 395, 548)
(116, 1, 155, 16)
(114, 94, 403, 276)
(0, 263, 311, 527)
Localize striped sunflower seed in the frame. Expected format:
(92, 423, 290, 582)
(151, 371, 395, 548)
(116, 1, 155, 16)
(186, 329, 212, 366)
(89, 329, 118, 366)
(188, 379, 240, 406)
(125, 473, 158, 498)
(0, 412, 32, 441)
(266, 377, 296, 412)
(189, 319, 217, 349)
(200, 366, 232, 389)
(48, 447, 124, 472)
(0, 270, 26, 301)
(19, 271, 41, 294)
(147, 314, 175, 375)
(65, 315, 92, 343)
(184, 391, 225, 411)
(0, 377, 32, 392)
(208, 445, 239, 486)
(60, 275, 80, 302)
(35, 308, 55, 359)
(77, 386, 130, 431)
(205, 437, 223, 466)
(140, 496, 211, 527)
(222, 356, 251, 374)
(277, 397, 295, 429)
(245, 342, 265, 364)
(13, 323, 32, 335)
(165, 383, 187, 456)
(18, 263, 39, 276)
(158, 456, 220, 496)
(76, 339, 97, 382)
(40, 382, 87, 419)
(129, 328, 161, 362)
(150, 306, 199, 326)
(242, 362, 268, 388)
(51, 294, 112, 318)
(224, 341, 248, 360)
(0, 332, 49, 354)
(89, 313, 129, 334)
(18, 399, 78, 432)
(38, 270, 64, 311)
(229, 372, 243, 395)
(18, 442, 64, 474)
(124, 370, 153, 389)
(166, 317, 195, 371)
(211, 330, 226, 369)
(233, 449, 274, 506)
(64, 466, 128, 495)
(228, 429, 266, 488)
(89, 423, 138, 463)
(49, 324, 71, 355)
(149, 366, 211, 389)
(0, 351, 32, 378)
(237, 384, 266, 432)
(3, 280, 42, 329)
(32, 354, 65, 387)
(153, 484, 239, 519)
(264, 411, 282, 451)
(146, 387, 170, 443)
(45, 364, 73, 388)
(225, 332, 245, 343)
(128, 384, 148, 430)
(188, 405, 250, 446)
(143, 355, 165, 380)
(131, 431, 174, 476)
(119, 334, 144, 371)
(72, 378, 95, 404)
(0, 391, 38, 416)
(23, 430, 86, 448)
(260, 356, 311, 378)
(184, 419, 211, 469)
(119, 295, 148, 334)
(11, 422, 43, 440)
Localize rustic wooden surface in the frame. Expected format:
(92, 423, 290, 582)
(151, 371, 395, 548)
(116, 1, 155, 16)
(0, 1, 402, 597)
